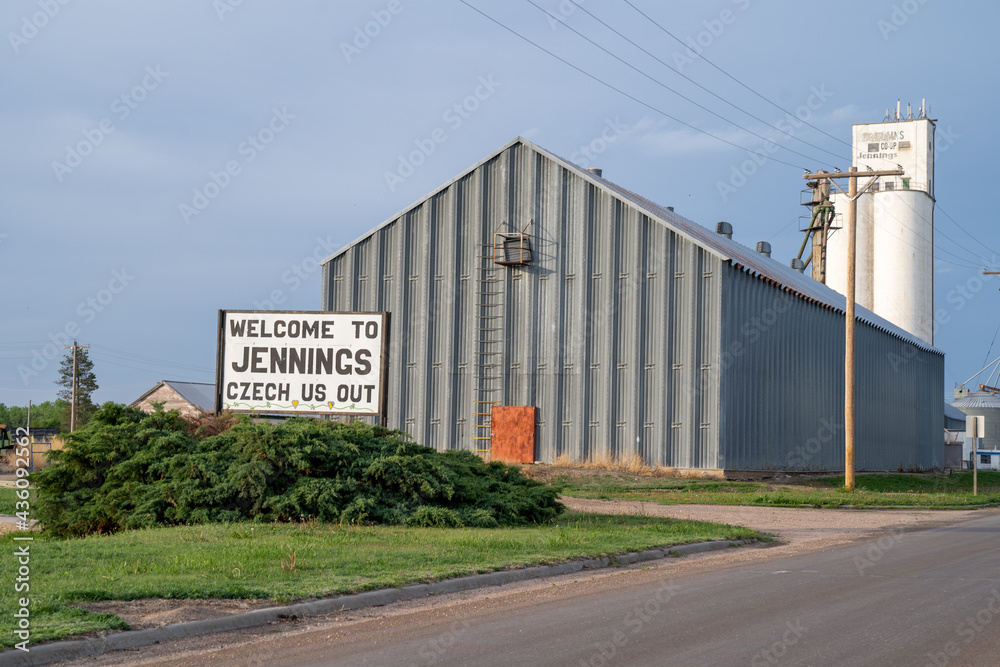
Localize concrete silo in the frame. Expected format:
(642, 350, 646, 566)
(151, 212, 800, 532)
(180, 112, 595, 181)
(827, 101, 936, 345)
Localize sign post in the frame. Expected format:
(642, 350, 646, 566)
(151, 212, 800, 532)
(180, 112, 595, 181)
(966, 415, 984, 496)
(216, 310, 388, 417)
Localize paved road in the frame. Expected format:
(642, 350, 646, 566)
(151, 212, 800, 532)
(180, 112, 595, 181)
(128, 509, 1000, 667)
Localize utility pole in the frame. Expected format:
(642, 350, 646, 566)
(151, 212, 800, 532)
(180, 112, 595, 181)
(795, 174, 837, 283)
(64, 341, 89, 432)
(803, 166, 904, 491)
(973, 417, 978, 497)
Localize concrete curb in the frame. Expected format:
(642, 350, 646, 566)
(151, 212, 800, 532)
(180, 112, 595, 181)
(0, 538, 755, 666)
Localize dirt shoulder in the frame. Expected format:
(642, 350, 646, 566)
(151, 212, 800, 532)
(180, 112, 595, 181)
(561, 497, 984, 553)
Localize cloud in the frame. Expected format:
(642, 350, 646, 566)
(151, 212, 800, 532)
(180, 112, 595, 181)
(628, 117, 757, 157)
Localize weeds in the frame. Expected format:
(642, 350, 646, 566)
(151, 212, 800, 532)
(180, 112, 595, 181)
(280, 549, 296, 573)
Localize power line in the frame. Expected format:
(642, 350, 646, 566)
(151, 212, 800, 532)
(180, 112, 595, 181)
(90, 355, 214, 377)
(88, 343, 213, 373)
(458, 1, 810, 171)
(824, 200, 983, 271)
(621, 0, 851, 149)
(936, 203, 1000, 259)
(520, 0, 832, 167)
(982, 320, 1000, 373)
(824, 177, 992, 270)
(554, 0, 847, 163)
(885, 188, 994, 268)
(766, 215, 801, 243)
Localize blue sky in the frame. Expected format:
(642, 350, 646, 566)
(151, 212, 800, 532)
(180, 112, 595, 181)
(2, 0, 997, 407)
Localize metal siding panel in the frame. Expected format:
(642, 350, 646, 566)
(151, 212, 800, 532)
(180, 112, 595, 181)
(353, 242, 368, 310)
(719, 265, 943, 472)
(455, 173, 476, 449)
(580, 188, 594, 456)
(672, 242, 691, 466)
(396, 212, 413, 435)
(623, 205, 641, 459)
(422, 196, 439, 448)
(438, 189, 456, 450)
(320, 262, 330, 311)
(644, 221, 666, 464)
(322, 142, 732, 467)
(535, 159, 561, 462)
(600, 192, 617, 456)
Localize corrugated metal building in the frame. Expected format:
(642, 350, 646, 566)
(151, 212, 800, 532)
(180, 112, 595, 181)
(321, 137, 943, 474)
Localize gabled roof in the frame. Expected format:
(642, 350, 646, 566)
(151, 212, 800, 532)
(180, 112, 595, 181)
(131, 381, 216, 413)
(322, 137, 941, 355)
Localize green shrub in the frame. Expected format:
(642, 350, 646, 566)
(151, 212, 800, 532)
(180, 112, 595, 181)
(33, 404, 563, 537)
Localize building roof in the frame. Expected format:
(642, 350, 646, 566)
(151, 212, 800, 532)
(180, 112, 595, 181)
(944, 402, 967, 426)
(322, 137, 942, 355)
(131, 381, 216, 414)
(951, 391, 1000, 410)
(945, 402, 966, 420)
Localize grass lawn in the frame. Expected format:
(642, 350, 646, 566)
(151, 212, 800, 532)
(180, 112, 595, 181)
(0, 513, 758, 648)
(545, 470, 1000, 508)
(0, 488, 21, 516)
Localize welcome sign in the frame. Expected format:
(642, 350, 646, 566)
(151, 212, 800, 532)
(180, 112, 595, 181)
(215, 310, 387, 416)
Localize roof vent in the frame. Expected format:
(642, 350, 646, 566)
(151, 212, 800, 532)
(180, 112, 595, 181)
(716, 221, 733, 239)
(755, 241, 772, 258)
(790, 258, 806, 272)
(587, 167, 603, 177)
(666, 206, 674, 212)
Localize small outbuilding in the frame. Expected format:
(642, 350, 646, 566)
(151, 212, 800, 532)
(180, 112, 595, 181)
(131, 381, 215, 419)
(320, 137, 944, 474)
(950, 390, 1000, 471)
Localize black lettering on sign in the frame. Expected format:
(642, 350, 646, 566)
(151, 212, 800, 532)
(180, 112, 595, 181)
(302, 384, 328, 401)
(270, 348, 287, 373)
(250, 347, 268, 373)
(232, 348, 250, 372)
(316, 348, 334, 374)
(355, 349, 372, 375)
(336, 349, 353, 375)
(336, 384, 376, 404)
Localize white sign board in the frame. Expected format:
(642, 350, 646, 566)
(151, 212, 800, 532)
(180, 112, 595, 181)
(966, 415, 985, 439)
(216, 310, 387, 416)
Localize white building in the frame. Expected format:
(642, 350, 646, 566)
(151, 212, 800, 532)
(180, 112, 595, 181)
(826, 102, 935, 344)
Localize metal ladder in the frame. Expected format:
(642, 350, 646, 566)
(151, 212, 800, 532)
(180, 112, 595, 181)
(472, 241, 503, 460)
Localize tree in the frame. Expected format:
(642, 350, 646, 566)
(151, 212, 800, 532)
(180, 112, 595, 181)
(56, 344, 98, 431)
(0, 401, 67, 431)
